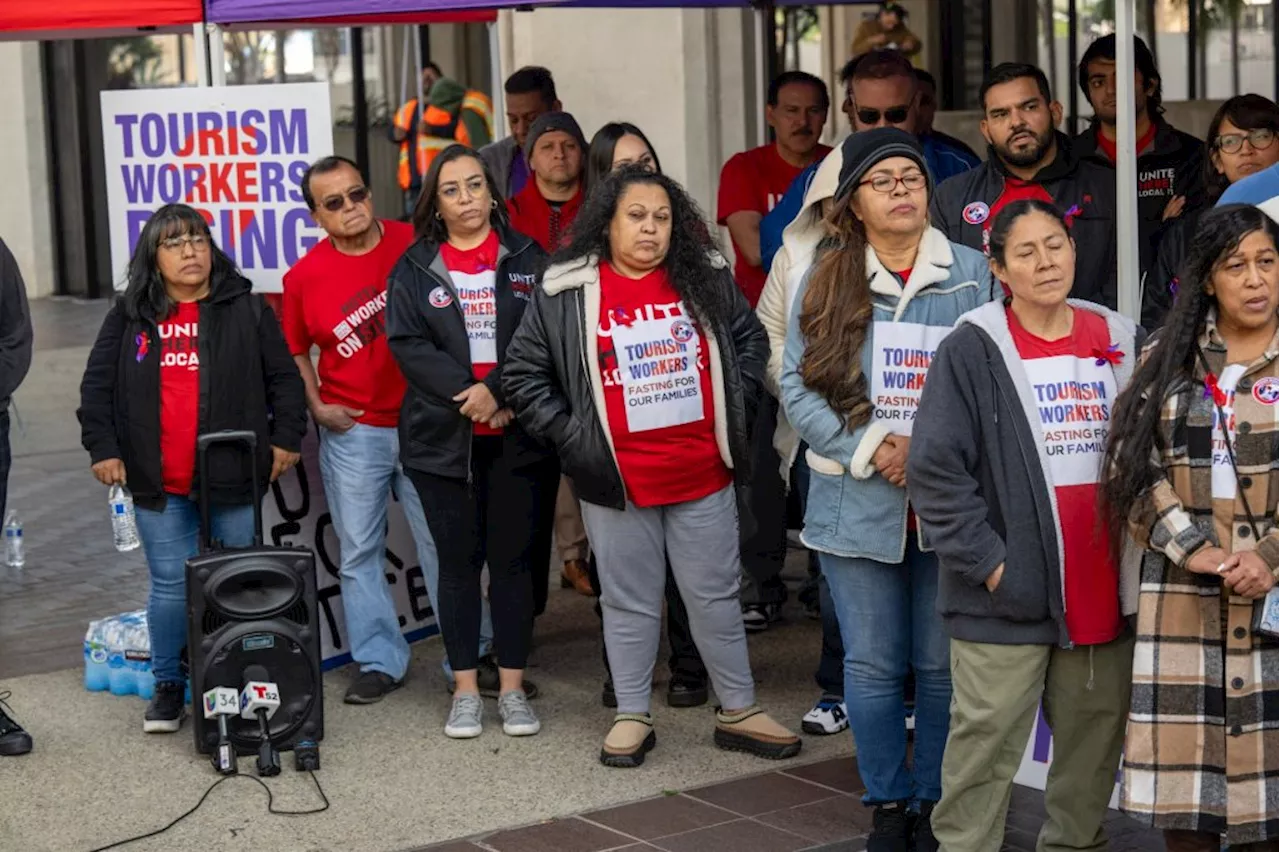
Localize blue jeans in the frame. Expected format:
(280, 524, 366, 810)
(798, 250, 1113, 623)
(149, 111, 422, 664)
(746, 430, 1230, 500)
(319, 423, 491, 680)
(820, 534, 951, 805)
(136, 496, 256, 685)
(792, 445, 844, 697)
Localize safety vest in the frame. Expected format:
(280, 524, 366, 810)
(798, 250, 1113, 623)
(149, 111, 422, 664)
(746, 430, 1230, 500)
(395, 91, 494, 192)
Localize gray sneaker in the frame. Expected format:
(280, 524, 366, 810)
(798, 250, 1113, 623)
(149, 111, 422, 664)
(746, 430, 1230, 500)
(497, 690, 541, 737)
(444, 693, 483, 739)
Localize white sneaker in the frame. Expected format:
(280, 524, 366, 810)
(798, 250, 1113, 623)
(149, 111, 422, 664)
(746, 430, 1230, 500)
(801, 695, 849, 736)
(445, 693, 483, 739)
(498, 690, 541, 737)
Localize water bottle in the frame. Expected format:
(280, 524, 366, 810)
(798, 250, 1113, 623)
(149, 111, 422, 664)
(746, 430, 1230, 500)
(4, 510, 23, 569)
(108, 484, 140, 552)
(84, 618, 110, 692)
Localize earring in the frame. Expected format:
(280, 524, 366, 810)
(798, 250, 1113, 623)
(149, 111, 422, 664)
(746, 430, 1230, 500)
(434, 211, 443, 220)
(490, 199, 498, 210)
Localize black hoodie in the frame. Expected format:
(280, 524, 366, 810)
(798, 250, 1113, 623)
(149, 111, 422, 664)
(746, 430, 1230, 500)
(931, 131, 1120, 309)
(77, 276, 306, 511)
(0, 239, 33, 405)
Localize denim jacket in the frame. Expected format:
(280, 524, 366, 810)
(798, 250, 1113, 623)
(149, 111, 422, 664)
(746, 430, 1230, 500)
(780, 226, 996, 564)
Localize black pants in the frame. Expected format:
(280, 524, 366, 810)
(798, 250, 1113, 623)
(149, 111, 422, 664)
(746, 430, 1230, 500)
(740, 395, 789, 605)
(0, 408, 11, 522)
(407, 437, 557, 671)
(590, 556, 707, 686)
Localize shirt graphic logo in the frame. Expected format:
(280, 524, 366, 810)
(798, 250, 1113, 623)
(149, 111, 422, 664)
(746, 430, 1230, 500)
(1253, 376, 1279, 406)
(670, 320, 695, 344)
(332, 286, 389, 359)
(429, 286, 453, 309)
(962, 201, 990, 225)
(135, 332, 150, 362)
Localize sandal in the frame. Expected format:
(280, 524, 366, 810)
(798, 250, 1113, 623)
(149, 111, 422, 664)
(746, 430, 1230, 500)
(600, 713, 656, 768)
(714, 705, 802, 760)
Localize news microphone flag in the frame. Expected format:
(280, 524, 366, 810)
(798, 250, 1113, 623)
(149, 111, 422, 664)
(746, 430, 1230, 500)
(202, 687, 240, 720)
(240, 681, 282, 721)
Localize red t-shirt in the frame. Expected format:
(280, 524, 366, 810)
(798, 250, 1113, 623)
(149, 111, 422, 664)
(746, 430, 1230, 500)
(717, 143, 831, 308)
(158, 301, 201, 495)
(597, 264, 732, 507)
(441, 230, 502, 437)
(282, 220, 415, 427)
(1096, 121, 1159, 164)
(1008, 307, 1123, 646)
(507, 181, 583, 252)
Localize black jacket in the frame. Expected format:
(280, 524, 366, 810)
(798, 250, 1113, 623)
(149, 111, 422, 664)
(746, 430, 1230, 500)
(1072, 118, 1205, 276)
(502, 253, 767, 512)
(906, 300, 1143, 647)
(1142, 204, 1204, 330)
(0, 239, 33, 405)
(931, 132, 1120, 308)
(77, 277, 306, 512)
(384, 226, 553, 479)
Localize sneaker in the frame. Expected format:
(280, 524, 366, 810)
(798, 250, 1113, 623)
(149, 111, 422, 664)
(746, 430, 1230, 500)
(143, 682, 187, 734)
(868, 801, 912, 852)
(444, 693, 484, 739)
(742, 603, 781, 633)
(475, 655, 540, 700)
(912, 800, 938, 852)
(343, 670, 403, 705)
(801, 694, 849, 735)
(497, 690, 541, 737)
(0, 691, 32, 756)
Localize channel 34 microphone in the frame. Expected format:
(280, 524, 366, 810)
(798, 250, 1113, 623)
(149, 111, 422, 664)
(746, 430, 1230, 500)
(239, 664, 282, 777)
(202, 686, 240, 775)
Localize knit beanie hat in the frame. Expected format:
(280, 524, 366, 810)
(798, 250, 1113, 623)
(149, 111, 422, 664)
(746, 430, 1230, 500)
(524, 111, 589, 160)
(833, 127, 931, 202)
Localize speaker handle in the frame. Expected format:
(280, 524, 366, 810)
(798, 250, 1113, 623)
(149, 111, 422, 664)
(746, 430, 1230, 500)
(196, 430, 264, 551)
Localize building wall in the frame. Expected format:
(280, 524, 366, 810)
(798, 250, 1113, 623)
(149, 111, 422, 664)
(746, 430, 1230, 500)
(0, 43, 55, 298)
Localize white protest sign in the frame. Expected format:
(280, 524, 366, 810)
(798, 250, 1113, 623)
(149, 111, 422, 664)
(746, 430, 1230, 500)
(1014, 704, 1121, 808)
(263, 425, 438, 669)
(869, 321, 951, 435)
(101, 83, 333, 294)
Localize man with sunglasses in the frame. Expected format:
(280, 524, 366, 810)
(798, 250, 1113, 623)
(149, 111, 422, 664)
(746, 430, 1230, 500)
(282, 156, 427, 705)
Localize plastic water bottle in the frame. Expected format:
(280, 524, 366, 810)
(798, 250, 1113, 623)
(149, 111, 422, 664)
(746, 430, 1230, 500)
(4, 510, 23, 569)
(108, 485, 140, 552)
(83, 618, 110, 691)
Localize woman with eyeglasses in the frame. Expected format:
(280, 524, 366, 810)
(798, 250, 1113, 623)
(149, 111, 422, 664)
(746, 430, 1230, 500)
(78, 203, 306, 735)
(1144, 94, 1277, 328)
(780, 128, 995, 850)
(385, 144, 556, 741)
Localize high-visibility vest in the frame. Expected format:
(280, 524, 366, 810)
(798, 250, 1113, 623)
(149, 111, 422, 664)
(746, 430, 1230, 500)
(394, 91, 494, 192)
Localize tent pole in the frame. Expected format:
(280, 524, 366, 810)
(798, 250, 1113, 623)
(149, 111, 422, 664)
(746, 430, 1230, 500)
(1115, 0, 1140, 322)
(193, 23, 211, 87)
(489, 22, 506, 139)
(754, 5, 767, 147)
(208, 24, 227, 86)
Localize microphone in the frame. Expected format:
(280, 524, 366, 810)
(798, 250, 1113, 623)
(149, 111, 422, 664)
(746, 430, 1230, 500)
(240, 664, 281, 777)
(201, 686, 240, 775)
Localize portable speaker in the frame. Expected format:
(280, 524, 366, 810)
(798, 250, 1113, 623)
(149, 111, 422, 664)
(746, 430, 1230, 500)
(185, 431, 324, 756)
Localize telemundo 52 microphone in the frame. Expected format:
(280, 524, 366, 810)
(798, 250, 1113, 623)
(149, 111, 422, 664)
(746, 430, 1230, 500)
(239, 664, 282, 777)
(202, 686, 240, 775)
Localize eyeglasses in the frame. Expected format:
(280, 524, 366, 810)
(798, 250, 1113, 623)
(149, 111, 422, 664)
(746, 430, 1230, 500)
(319, 186, 370, 212)
(159, 234, 210, 253)
(859, 172, 927, 194)
(855, 106, 912, 126)
(1215, 128, 1276, 154)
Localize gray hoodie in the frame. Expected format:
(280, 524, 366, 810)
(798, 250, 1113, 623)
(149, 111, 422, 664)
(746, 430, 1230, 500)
(906, 299, 1142, 647)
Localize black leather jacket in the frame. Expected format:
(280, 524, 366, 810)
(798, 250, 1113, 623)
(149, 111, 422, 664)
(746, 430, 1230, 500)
(502, 253, 767, 512)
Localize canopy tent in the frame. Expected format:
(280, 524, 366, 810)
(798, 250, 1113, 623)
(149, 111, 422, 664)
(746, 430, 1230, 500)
(0, 0, 200, 40)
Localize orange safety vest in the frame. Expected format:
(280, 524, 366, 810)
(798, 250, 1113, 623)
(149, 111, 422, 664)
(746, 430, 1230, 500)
(394, 91, 494, 191)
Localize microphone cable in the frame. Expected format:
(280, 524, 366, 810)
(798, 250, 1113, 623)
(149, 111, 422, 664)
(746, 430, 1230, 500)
(86, 769, 330, 852)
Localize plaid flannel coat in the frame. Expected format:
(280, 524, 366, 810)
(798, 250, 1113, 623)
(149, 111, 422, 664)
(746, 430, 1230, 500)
(1119, 317, 1279, 844)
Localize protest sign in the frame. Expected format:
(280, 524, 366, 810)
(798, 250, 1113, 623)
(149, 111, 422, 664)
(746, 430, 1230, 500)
(263, 424, 439, 669)
(1014, 705, 1121, 808)
(101, 83, 333, 293)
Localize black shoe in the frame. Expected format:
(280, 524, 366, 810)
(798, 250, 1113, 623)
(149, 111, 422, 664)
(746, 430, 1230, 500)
(867, 801, 912, 852)
(143, 682, 187, 734)
(0, 692, 32, 756)
(475, 655, 539, 700)
(912, 801, 938, 852)
(601, 677, 617, 709)
(666, 679, 708, 708)
(343, 670, 404, 705)
(743, 603, 782, 633)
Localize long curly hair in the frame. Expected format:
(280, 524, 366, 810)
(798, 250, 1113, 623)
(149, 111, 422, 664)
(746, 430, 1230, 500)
(1100, 204, 1278, 558)
(797, 198, 875, 430)
(551, 166, 729, 326)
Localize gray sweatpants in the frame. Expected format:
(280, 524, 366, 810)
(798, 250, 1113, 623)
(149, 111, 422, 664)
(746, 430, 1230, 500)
(581, 485, 757, 714)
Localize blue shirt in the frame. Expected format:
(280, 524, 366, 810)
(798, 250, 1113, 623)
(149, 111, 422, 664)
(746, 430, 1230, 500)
(759, 132, 980, 272)
(1217, 163, 1278, 207)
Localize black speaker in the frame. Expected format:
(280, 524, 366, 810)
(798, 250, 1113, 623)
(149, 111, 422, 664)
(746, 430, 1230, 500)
(185, 431, 324, 756)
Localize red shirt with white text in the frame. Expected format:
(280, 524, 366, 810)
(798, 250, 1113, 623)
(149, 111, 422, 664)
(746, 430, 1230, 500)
(158, 301, 201, 495)
(441, 230, 502, 436)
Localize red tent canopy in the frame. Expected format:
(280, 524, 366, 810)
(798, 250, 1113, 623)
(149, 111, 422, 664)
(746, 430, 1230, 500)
(0, 0, 202, 39)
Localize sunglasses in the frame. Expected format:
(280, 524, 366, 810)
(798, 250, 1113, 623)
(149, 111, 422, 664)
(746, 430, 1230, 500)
(855, 106, 912, 126)
(319, 186, 370, 212)
(1215, 128, 1276, 155)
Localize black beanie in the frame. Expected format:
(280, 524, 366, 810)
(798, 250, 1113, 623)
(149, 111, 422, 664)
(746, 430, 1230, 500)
(524, 111, 589, 161)
(834, 127, 930, 202)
